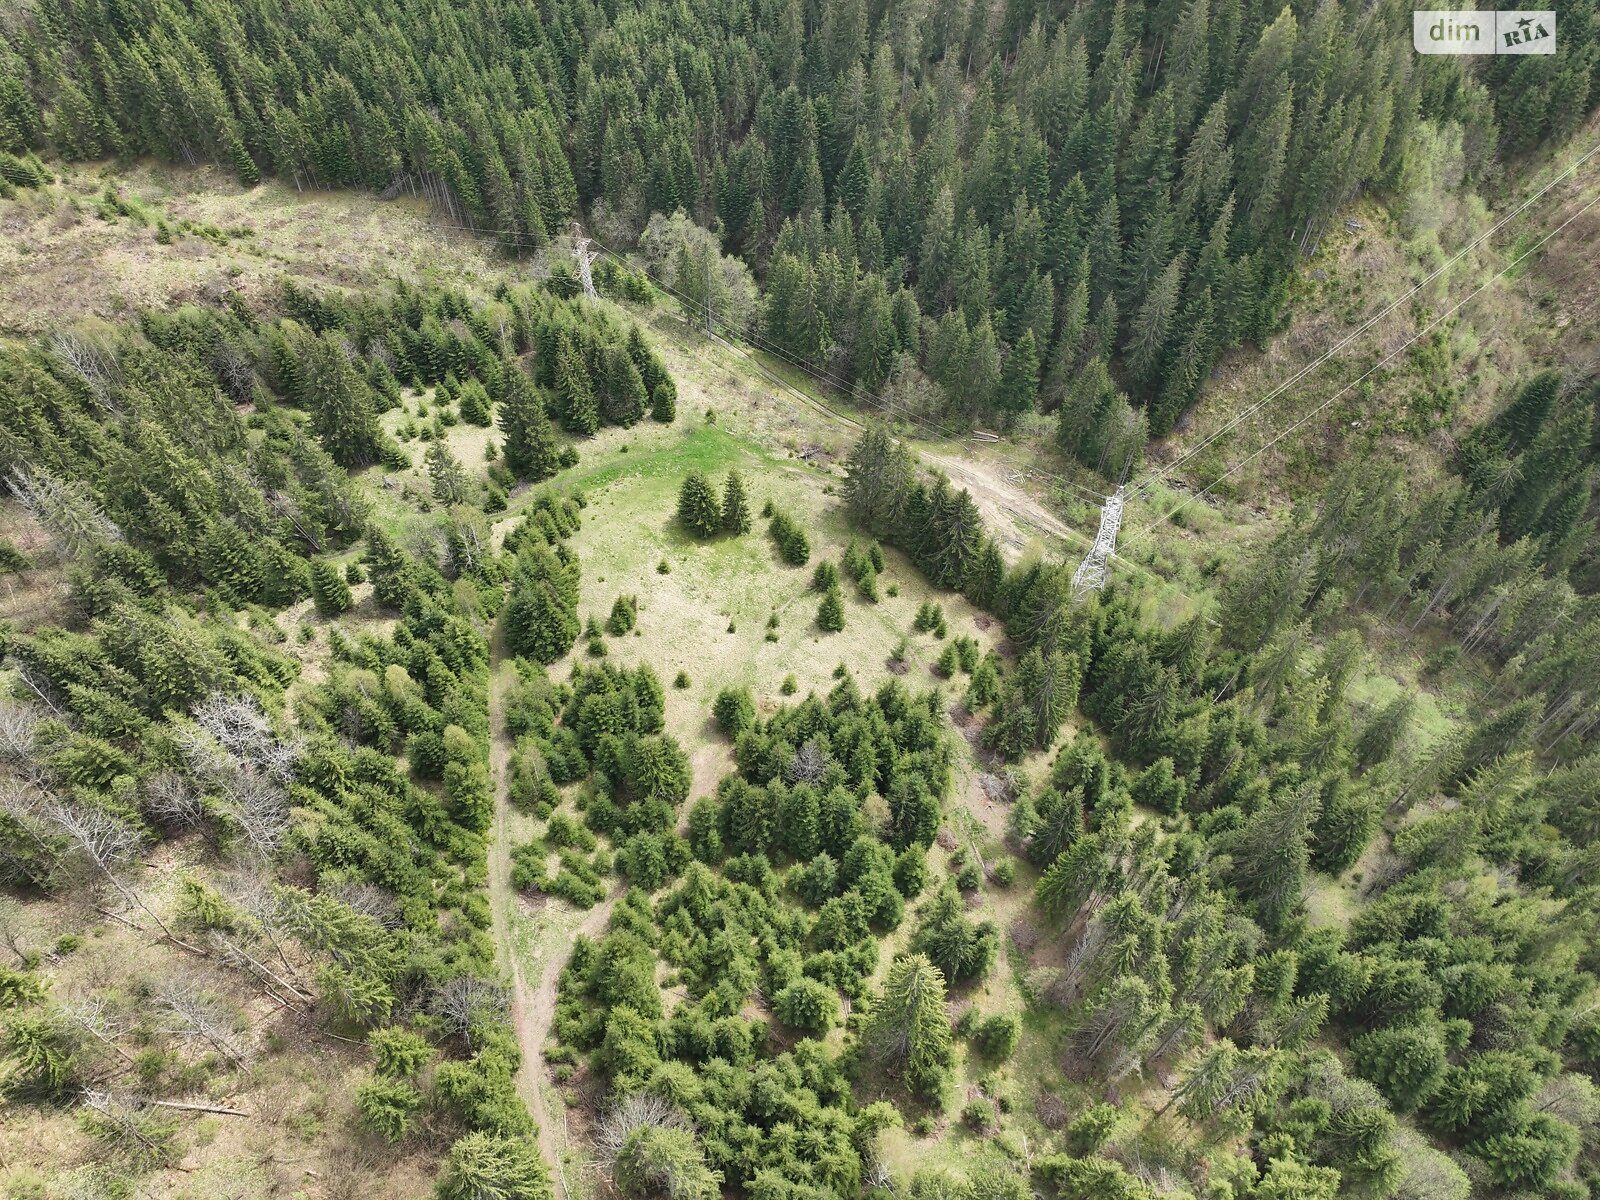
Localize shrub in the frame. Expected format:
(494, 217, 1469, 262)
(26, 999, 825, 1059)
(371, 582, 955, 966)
(974, 1013, 1022, 1061)
(369, 1027, 434, 1077)
(438, 1132, 553, 1200)
(1064, 1102, 1118, 1155)
(773, 978, 841, 1031)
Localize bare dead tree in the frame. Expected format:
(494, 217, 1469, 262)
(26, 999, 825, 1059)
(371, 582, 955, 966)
(79, 1089, 172, 1163)
(1060, 913, 1110, 1000)
(0, 699, 43, 770)
(155, 986, 251, 1068)
(34, 797, 199, 951)
(193, 693, 303, 781)
(0, 897, 33, 964)
(427, 975, 510, 1049)
(210, 341, 257, 403)
(335, 882, 402, 930)
(59, 995, 137, 1068)
(173, 701, 294, 857)
(364, 337, 396, 371)
(264, 490, 325, 553)
(0, 783, 61, 890)
(6, 465, 124, 560)
(48, 329, 123, 414)
(786, 739, 831, 785)
(206, 931, 313, 1006)
(143, 771, 209, 834)
(593, 1093, 687, 1169)
(225, 871, 301, 975)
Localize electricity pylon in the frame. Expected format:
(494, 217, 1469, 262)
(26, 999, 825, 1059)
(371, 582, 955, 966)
(571, 222, 599, 300)
(1071, 485, 1125, 602)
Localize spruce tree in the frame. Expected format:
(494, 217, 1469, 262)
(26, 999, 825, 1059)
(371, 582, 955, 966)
(504, 543, 580, 663)
(363, 525, 415, 609)
(865, 953, 954, 1099)
(818, 586, 845, 632)
(554, 339, 599, 435)
(1495, 370, 1561, 452)
(300, 331, 381, 466)
(721, 470, 752, 534)
(457, 379, 492, 426)
(843, 425, 916, 538)
(499, 368, 563, 481)
(997, 329, 1040, 417)
(310, 557, 353, 615)
(602, 345, 648, 428)
(650, 373, 677, 423)
(426, 441, 471, 506)
(678, 472, 723, 538)
(438, 1133, 553, 1200)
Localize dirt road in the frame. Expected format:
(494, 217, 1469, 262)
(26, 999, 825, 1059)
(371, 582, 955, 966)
(486, 650, 616, 1198)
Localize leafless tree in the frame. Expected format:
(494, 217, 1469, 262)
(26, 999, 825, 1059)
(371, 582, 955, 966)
(593, 1092, 687, 1168)
(1008, 918, 1041, 954)
(33, 796, 197, 949)
(0, 699, 43, 769)
(0, 897, 33, 963)
(227, 770, 290, 858)
(787, 739, 831, 785)
(155, 985, 250, 1068)
(210, 340, 257, 403)
(59, 995, 136, 1067)
(225, 871, 302, 975)
(0, 783, 61, 890)
(206, 931, 313, 1006)
(7, 465, 123, 560)
(173, 699, 294, 856)
(364, 337, 396, 371)
(144, 771, 208, 834)
(1537, 1073, 1600, 1129)
(335, 882, 402, 930)
(443, 515, 491, 578)
(48, 329, 123, 414)
(264, 489, 324, 552)
(1105, 1044, 1146, 1085)
(978, 771, 1016, 804)
(79, 1088, 172, 1164)
(428, 975, 510, 1049)
(191, 693, 302, 781)
(1061, 913, 1109, 999)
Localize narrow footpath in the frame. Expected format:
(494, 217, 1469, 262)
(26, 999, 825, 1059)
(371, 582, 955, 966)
(486, 643, 616, 1199)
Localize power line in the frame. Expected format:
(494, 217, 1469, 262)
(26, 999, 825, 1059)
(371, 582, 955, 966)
(363, 209, 1115, 506)
(584, 236, 1117, 508)
(381, 213, 1205, 597)
(1119, 181, 1600, 551)
(1129, 137, 1600, 501)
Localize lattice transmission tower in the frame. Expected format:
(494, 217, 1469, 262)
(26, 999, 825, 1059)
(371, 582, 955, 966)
(571, 222, 599, 300)
(1070, 485, 1126, 602)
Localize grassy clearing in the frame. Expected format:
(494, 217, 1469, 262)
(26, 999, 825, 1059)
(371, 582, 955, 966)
(534, 415, 1008, 773)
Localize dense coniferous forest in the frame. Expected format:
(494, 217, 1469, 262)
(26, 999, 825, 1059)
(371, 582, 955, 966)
(3, 0, 1597, 455)
(4, 0, 1600, 1197)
